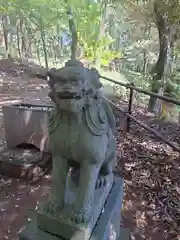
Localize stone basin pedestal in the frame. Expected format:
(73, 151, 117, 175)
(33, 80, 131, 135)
(2, 103, 53, 152)
(0, 103, 53, 180)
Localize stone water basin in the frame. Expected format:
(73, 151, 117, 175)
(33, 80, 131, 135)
(2, 103, 53, 152)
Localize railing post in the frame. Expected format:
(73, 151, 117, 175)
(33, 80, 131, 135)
(126, 83, 134, 132)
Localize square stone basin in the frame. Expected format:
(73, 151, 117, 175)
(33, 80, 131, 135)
(2, 103, 53, 152)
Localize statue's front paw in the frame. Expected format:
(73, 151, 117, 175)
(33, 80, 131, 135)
(95, 175, 108, 188)
(70, 209, 90, 224)
(44, 201, 62, 215)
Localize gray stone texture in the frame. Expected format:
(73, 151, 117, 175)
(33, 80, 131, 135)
(19, 177, 128, 240)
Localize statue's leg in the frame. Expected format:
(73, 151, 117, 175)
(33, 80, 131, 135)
(45, 156, 68, 215)
(96, 137, 116, 188)
(102, 136, 116, 174)
(71, 161, 101, 224)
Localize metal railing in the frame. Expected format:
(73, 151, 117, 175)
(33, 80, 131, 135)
(100, 75, 180, 153)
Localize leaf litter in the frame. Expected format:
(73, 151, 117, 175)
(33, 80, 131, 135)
(114, 102, 180, 239)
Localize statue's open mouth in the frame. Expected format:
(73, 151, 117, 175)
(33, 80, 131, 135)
(57, 91, 82, 100)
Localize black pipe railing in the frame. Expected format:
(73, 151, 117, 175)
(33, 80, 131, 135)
(101, 75, 180, 153)
(101, 75, 180, 106)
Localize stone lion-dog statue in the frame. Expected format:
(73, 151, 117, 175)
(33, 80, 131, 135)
(45, 60, 117, 224)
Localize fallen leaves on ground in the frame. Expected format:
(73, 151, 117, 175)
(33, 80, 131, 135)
(115, 103, 180, 239)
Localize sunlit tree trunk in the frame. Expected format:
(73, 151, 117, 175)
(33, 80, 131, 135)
(67, 6, 78, 60)
(94, 1, 108, 70)
(16, 22, 21, 59)
(143, 21, 150, 76)
(39, 19, 48, 69)
(2, 15, 9, 57)
(37, 40, 42, 66)
(148, 1, 177, 114)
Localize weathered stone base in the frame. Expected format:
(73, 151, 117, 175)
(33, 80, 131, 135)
(37, 174, 114, 240)
(19, 177, 129, 240)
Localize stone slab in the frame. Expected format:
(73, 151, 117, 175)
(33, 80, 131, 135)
(37, 174, 114, 240)
(90, 176, 124, 240)
(0, 147, 51, 181)
(0, 147, 39, 178)
(118, 228, 130, 240)
(19, 177, 126, 240)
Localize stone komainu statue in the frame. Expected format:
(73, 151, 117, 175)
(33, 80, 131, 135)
(46, 60, 117, 224)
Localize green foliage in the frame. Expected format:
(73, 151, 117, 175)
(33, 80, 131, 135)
(0, 0, 122, 67)
(164, 82, 180, 98)
(101, 50, 121, 66)
(81, 33, 121, 65)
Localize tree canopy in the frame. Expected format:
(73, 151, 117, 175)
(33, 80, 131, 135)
(1, 0, 180, 115)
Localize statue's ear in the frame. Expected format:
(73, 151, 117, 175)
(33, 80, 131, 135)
(90, 68, 102, 89)
(47, 68, 57, 78)
(96, 89, 103, 98)
(47, 68, 57, 88)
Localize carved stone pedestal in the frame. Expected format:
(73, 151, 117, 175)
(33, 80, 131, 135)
(37, 173, 114, 240)
(19, 177, 129, 240)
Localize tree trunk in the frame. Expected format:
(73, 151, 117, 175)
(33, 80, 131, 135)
(148, 1, 176, 114)
(21, 36, 27, 58)
(142, 49, 147, 74)
(25, 24, 35, 58)
(16, 24, 22, 59)
(94, 1, 108, 70)
(26, 36, 34, 58)
(20, 19, 29, 59)
(41, 30, 48, 69)
(37, 41, 42, 66)
(67, 7, 78, 60)
(2, 15, 9, 57)
(142, 22, 151, 76)
(39, 20, 48, 69)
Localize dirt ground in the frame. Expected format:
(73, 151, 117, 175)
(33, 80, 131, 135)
(0, 59, 180, 240)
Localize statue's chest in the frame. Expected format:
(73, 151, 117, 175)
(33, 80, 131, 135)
(52, 115, 83, 157)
